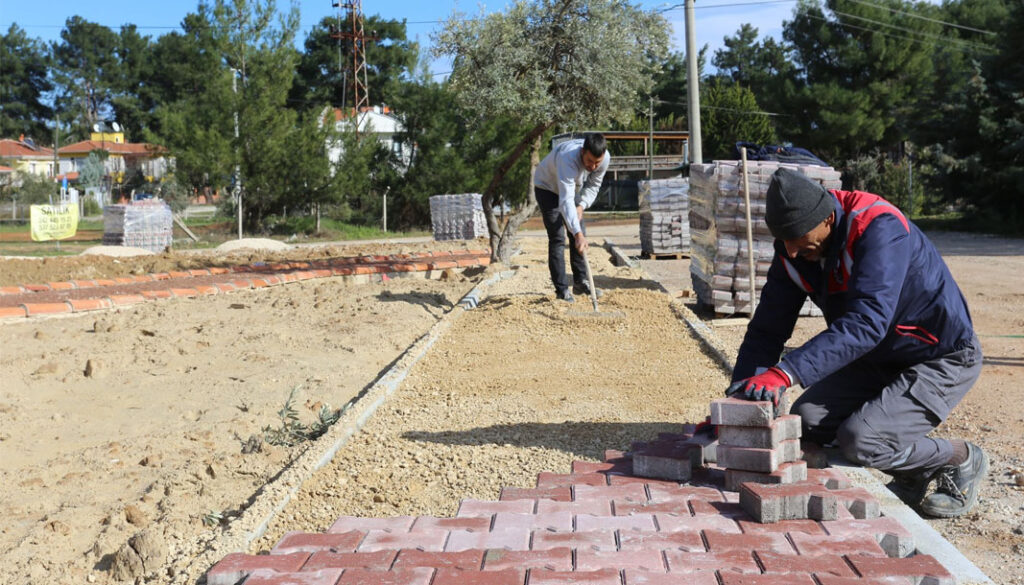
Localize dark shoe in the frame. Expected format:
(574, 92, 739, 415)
(885, 470, 934, 508)
(572, 283, 603, 298)
(556, 289, 575, 303)
(919, 441, 988, 518)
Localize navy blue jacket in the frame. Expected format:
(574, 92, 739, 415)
(734, 190, 975, 391)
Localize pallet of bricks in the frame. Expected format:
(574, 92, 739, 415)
(429, 193, 488, 241)
(639, 177, 690, 257)
(102, 199, 174, 253)
(689, 160, 841, 316)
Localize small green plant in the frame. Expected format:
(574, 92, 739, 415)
(261, 386, 341, 447)
(202, 510, 224, 527)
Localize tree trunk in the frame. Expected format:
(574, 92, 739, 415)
(494, 134, 543, 263)
(481, 122, 552, 263)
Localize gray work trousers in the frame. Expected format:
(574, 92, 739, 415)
(791, 334, 982, 475)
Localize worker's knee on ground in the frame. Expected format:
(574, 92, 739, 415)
(837, 419, 885, 468)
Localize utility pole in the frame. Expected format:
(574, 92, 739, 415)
(684, 0, 702, 164)
(648, 97, 656, 181)
(330, 1, 377, 134)
(231, 67, 243, 240)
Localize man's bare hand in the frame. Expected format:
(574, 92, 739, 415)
(574, 231, 588, 255)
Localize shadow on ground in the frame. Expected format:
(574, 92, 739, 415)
(402, 420, 698, 461)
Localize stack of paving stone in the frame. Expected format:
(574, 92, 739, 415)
(102, 199, 174, 252)
(638, 177, 690, 256)
(689, 160, 841, 316)
(429, 193, 488, 241)
(710, 397, 808, 492)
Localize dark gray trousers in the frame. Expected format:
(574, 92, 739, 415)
(791, 334, 982, 475)
(535, 187, 587, 294)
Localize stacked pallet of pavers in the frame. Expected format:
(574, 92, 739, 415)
(689, 160, 840, 316)
(429, 193, 488, 241)
(102, 199, 174, 252)
(638, 177, 690, 257)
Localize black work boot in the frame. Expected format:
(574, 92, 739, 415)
(556, 289, 575, 303)
(885, 470, 934, 509)
(572, 282, 603, 298)
(920, 441, 989, 518)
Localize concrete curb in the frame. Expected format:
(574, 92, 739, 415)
(177, 269, 517, 584)
(605, 241, 993, 584)
(602, 239, 640, 270)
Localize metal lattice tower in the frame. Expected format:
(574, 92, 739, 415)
(330, 0, 374, 115)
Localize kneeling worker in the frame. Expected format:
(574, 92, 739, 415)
(727, 167, 986, 518)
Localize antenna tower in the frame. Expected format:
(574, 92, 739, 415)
(330, 1, 376, 116)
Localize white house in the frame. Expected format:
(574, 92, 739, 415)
(325, 106, 412, 170)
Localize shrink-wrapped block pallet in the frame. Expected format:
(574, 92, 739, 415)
(639, 178, 690, 256)
(429, 193, 488, 241)
(689, 161, 841, 316)
(102, 200, 173, 253)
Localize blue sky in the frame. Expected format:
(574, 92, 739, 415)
(1, 0, 798, 74)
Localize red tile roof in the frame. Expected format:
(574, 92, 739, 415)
(58, 140, 166, 156)
(0, 139, 54, 158)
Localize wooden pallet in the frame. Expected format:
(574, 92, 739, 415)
(640, 251, 690, 260)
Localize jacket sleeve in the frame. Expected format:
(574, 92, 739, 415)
(577, 154, 610, 210)
(556, 154, 584, 234)
(779, 214, 911, 386)
(732, 252, 806, 381)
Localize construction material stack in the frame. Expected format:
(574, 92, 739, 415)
(688, 160, 841, 316)
(638, 177, 690, 257)
(710, 397, 808, 492)
(102, 199, 173, 252)
(429, 193, 488, 241)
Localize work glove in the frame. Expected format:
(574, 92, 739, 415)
(693, 415, 717, 438)
(725, 367, 791, 407)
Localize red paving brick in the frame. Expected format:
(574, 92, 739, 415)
(271, 530, 365, 554)
(481, 548, 572, 571)
(433, 568, 526, 585)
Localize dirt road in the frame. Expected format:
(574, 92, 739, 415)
(0, 229, 1021, 584)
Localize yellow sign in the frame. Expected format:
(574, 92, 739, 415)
(30, 204, 79, 241)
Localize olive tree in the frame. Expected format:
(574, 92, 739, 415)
(434, 0, 669, 262)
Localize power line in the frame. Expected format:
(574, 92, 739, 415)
(829, 8, 994, 51)
(803, 10, 994, 54)
(846, 0, 995, 36)
(655, 97, 789, 117)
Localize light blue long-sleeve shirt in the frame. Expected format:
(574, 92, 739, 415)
(533, 139, 610, 235)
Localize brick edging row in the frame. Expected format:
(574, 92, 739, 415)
(0, 249, 491, 320)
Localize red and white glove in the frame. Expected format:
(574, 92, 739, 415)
(726, 367, 791, 406)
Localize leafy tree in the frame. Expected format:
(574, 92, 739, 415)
(699, 78, 776, 160)
(435, 0, 670, 262)
(712, 24, 798, 135)
(291, 15, 418, 111)
(0, 24, 53, 140)
(781, 0, 944, 161)
(51, 16, 121, 137)
(109, 25, 155, 139)
(210, 0, 303, 229)
(935, 0, 1024, 232)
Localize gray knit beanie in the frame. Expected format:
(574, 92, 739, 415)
(765, 168, 834, 240)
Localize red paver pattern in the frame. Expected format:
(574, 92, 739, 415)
(202, 443, 958, 585)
